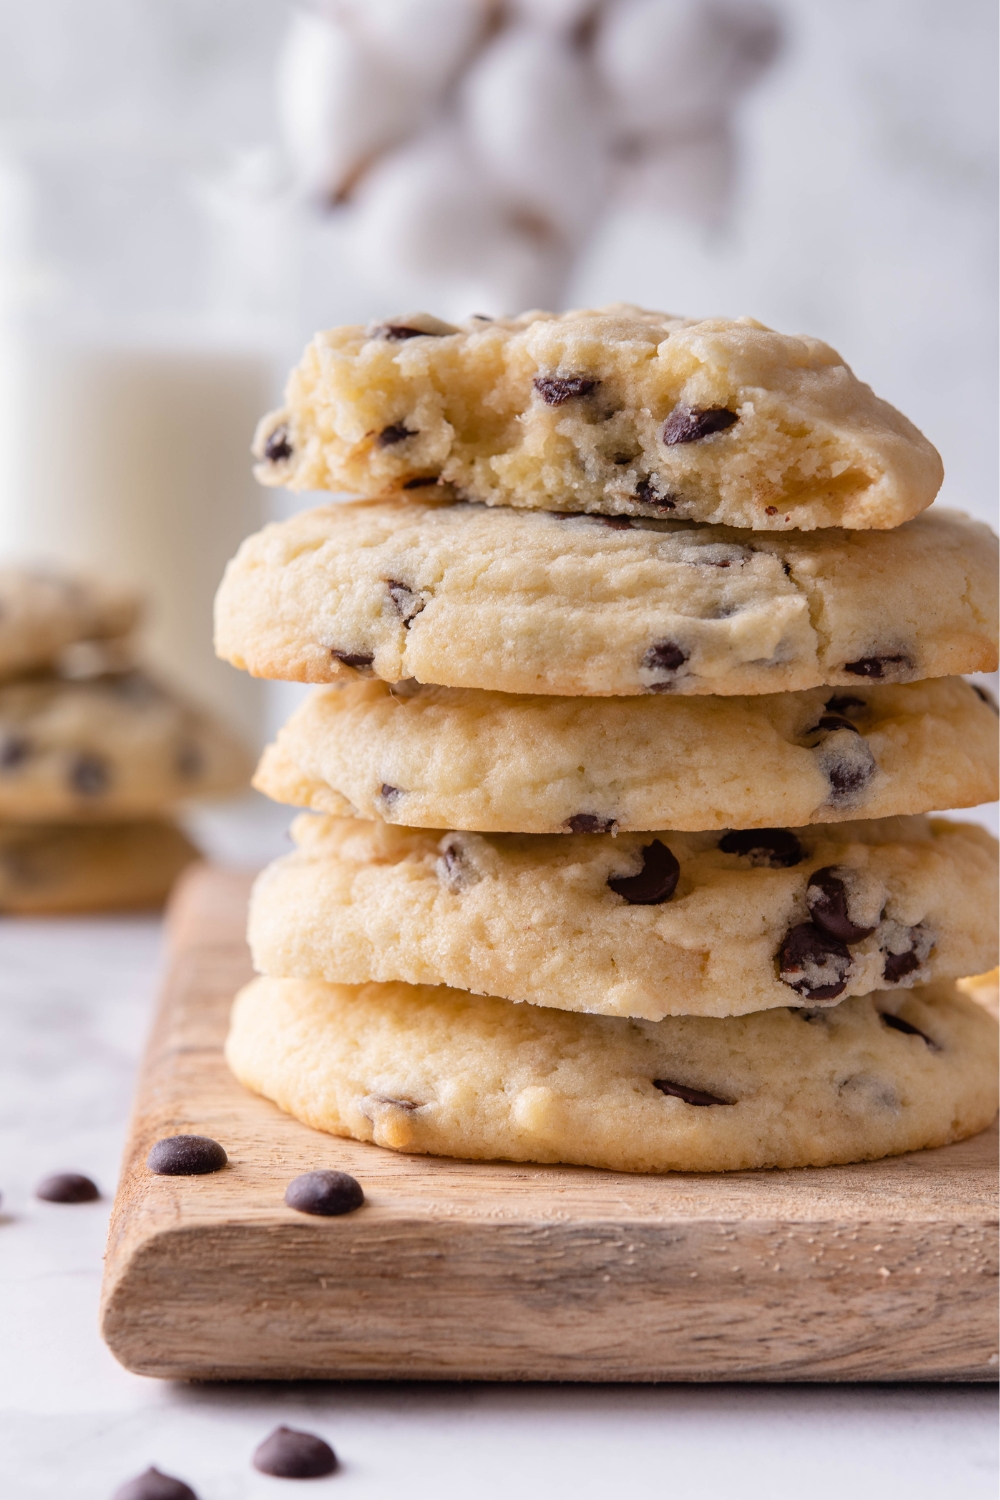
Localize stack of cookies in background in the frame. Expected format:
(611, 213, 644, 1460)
(0, 567, 251, 913)
(218, 306, 999, 1173)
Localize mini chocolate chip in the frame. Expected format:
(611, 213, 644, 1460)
(385, 579, 425, 624)
(599, 515, 633, 529)
(824, 739, 877, 802)
(765, 505, 778, 516)
(608, 839, 680, 905)
(402, 475, 440, 488)
(662, 405, 739, 445)
(807, 867, 877, 943)
(284, 1169, 364, 1217)
(778, 922, 852, 1001)
(381, 783, 403, 806)
(263, 424, 293, 463)
(372, 324, 441, 340)
(806, 714, 860, 736)
(972, 683, 999, 713)
(369, 1094, 420, 1110)
(35, 1172, 99, 1203)
(883, 948, 921, 984)
(634, 476, 676, 509)
(718, 828, 804, 868)
(613, 453, 634, 465)
(825, 694, 866, 716)
(253, 1427, 338, 1479)
(565, 813, 618, 834)
(0, 734, 30, 769)
(643, 640, 687, 675)
(112, 1467, 199, 1500)
(653, 1078, 732, 1106)
(331, 649, 375, 669)
(534, 375, 599, 405)
(147, 1135, 227, 1176)
(69, 752, 110, 796)
(881, 1012, 938, 1048)
(436, 835, 481, 891)
(377, 422, 415, 447)
(843, 654, 913, 679)
(175, 742, 204, 780)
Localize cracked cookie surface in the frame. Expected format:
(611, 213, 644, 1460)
(226, 976, 998, 1172)
(248, 814, 998, 1020)
(251, 305, 943, 531)
(254, 676, 998, 834)
(214, 502, 998, 697)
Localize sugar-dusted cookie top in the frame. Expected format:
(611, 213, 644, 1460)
(253, 305, 943, 531)
(214, 501, 998, 698)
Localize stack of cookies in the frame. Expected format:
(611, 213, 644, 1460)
(218, 306, 999, 1172)
(0, 567, 251, 913)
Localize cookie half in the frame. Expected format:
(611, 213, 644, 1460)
(248, 815, 998, 1020)
(253, 676, 998, 834)
(226, 977, 998, 1172)
(0, 568, 140, 682)
(0, 668, 252, 820)
(251, 305, 943, 531)
(214, 501, 998, 697)
(0, 819, 198, 914)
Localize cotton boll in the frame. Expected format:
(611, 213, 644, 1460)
(336, 0, 490, 93)
(346, 128, 568, 318)
(597, 0, 782, 137)
(460, 27, 608, 244)
(277, 8, 429, 201)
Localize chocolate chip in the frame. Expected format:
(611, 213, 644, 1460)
(69, 752, 110, 796)
(608, 839, 680, 905)
(385, 579, 425, 624)
(613, 453, 634, 465)
(175, 742, 204, 780)
(402, 475, 440, 488)
(371, 324, 441, 340)
(331, 649, 374, 669)
(253, 1427, 338, 1479)
(825, 695, 866, 716)
(534, 375, 599, 405)
(643, 640, 687, 675)
(0, 734, 30, 769)
(565, 813, 618, 834)
(882, 948, 922, 984)
(807, 867, 877, 943)
(822, 735, 877, 803)
(843, 654, 913, 679)
(377, 422, 415, 447)
(599, 515, 633, 529)
(778, 922, 852, 1001)
(881, 1012, 938, 1048)
(718, 828, 804, 868)
(381, 783, 402, 807)
(284, 1169, 364, 1217)
(653, 1078, 732, 1106)
(35, 1171, 99, 1203)
(436, 835, 481, 891)
(662, 405, 739, 445)
(634, 476, 676, 509)
(112, 1467, 199, 1500)
(806, 714, 860, 736)
(147, 1135, 227, 1176)
(263, 424, 293, 463)
(972, 684, 999, 713)
(765, 505, 778, 516)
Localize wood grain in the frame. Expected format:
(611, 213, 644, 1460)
(100, 864, 1000, 1383)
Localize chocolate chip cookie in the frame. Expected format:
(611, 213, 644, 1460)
(0, 818, 198, 913)
(0, 567, 140, 681)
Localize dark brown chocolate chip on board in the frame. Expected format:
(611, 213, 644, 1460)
(35, 1171, 99, 1203)
(807, 867, 877, 943)
(147, 1135, 227, 1176)
(285, 1169, 365, 1217)
(253, 1427, 338, 1479)
(881, 1012, 938, 1048)
(534, 375, 599, 405)
(608, 840, 680, 905)
(718, 828, 804, 868)
(263, 423, 293, 463)
(653, 1079, 732, 1106)
(331, 649, 375, 669)
(565, 813, 617, 834)
(778, 922, 852, 1001)
(69, 752, 110, 796)
(662, 405, 739, 445)
(377, 422, 415, 447)
(112, 1467, 199, 1500)
(843, 654, 912, 679)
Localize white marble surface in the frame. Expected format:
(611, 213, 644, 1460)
(0, 802, 997, 1500)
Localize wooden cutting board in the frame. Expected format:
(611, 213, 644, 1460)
(100, 864, 999, 1383)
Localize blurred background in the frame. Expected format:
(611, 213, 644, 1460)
(0, 0, 994, 758)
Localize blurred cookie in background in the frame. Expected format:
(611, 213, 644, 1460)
(0, 819, 199, 914)
(0, 567, 141, 681)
